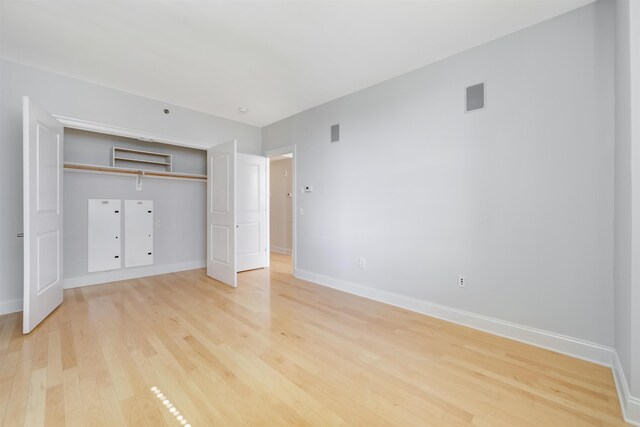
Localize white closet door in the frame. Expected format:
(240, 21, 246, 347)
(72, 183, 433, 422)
(22, 96, 64, 334)
(207, 140, 237, 287)
(236, 153, 267, 272)
(125, 200, 154, 268)
(88, 199, 122, 272)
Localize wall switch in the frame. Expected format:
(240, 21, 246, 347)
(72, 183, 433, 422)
(283, 170, 288, 176)
(155, 220, 161, 229)
(359, 257, 366, 269)
(299, 208, 304, 215)
(458, 275, 466, 288)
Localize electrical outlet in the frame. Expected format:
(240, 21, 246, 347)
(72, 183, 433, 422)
(458, 275, 466, 288)
(359, 257, 366, 269)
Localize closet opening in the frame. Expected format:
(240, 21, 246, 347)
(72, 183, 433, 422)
(22, 97, 265, 332)
(63, 128, 208, 288)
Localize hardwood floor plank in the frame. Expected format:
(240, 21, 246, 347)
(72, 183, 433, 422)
(61, 367, 82, 427)
(24, 367, 47, 427)
(2, 346, 33, 426)
(44, 384, 65, 427)
(46, 331, 62, 390)
(78, 375, 105, 427)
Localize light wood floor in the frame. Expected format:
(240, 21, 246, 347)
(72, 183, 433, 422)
(0, 253, 628, 426)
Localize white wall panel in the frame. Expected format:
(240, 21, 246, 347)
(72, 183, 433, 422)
(125, 200, 153, 268)
(88, 199, 121, 272)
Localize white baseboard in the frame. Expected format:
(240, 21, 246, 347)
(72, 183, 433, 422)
(64, 260, 206, 289)
(0, 298, 23, 315)
(612, 352, 640, 426)
(294, 269, 614, 366)
(271, 246, 292, 255)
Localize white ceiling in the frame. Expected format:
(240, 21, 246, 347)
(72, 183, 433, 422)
(0, 0, 593, 127)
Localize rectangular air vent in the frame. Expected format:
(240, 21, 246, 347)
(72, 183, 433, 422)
(330, 124, 340, 143)
(465, 83, 485, 112)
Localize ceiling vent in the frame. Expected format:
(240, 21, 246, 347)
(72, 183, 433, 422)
(465, 83, 485, 112)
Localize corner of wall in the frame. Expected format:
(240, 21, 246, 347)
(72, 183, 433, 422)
(613, 351, 640, 426)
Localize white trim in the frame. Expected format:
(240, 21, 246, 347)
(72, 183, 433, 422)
(264, 145, 297, 275)
(613, 352, 640, 426)
(265, 159, 271, 268)
(0, 298, 23, 315)
(271, 246, 292, 255)
(63, 260, 205, 289)
(294, 269, 614, 367)
(53, 115, 213, 150)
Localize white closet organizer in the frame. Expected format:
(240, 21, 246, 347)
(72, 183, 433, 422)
(124, 200, 154, 268)
(88, 199, 122, 272)
(112, 147, 172, 172)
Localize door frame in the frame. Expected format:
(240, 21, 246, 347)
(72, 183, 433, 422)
(263, 145, 297, 275)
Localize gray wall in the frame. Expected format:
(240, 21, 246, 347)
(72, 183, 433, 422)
(614, 0, 640, 399)
(63, 130, 207, 279)
(0, 58, 261, 311)
(263, 2, 615, 346)
(270, 158, 293, 253)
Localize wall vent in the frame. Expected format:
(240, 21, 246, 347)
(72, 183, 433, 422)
(330, 124, 340, 143)
(465, 83, 485, 112)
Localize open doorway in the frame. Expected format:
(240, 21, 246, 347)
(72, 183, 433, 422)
(266, 147, 296, 275)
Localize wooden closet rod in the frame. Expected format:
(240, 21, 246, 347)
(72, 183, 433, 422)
(64, 162, 207, 180)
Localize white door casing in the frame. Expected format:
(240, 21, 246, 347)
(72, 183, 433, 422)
(236, 154, 267, 272)
(207, 140, 237, 287)
(23, 96, 64, 334)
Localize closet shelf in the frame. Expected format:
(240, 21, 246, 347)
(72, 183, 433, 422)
(111, 147, 171, 157)
(113, 156, 172, 166)
(64, 162, 207, 180)
(112, 146, 173, 172)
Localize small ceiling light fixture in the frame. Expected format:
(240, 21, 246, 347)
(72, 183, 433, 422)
(238, 107, 249, 113)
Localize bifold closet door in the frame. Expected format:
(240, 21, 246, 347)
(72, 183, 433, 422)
(125, 200, 154, 268)
(88, 199, 122, 272)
